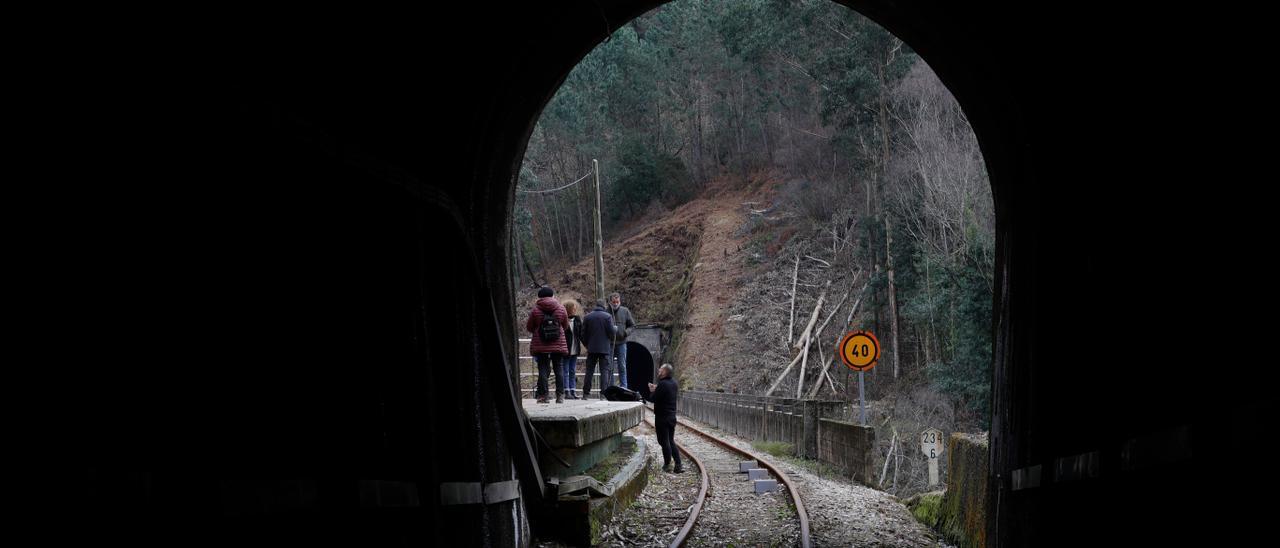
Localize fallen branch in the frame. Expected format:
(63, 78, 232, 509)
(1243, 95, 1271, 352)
(765, 350, 805, 396)
(796, 333, 812, 398)
(812, 275, 859, 344)
(803, 255, 831, 267)
(879, 430, 898, 488)
(787, 255, 798, 346)
(893, 432, 901, 490)
(801, 278, 864, 400)
(827, 278, 871, 347)
(770, 280, 841, 397)
(807, 353, 837, 399)
(792, 280, 830, 351)
(817, 338, 825, 376)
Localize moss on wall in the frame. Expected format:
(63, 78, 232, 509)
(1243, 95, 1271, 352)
(907, 491, 944, 526)
(937, 432, 988, 548)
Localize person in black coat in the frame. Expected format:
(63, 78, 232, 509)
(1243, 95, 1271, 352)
(579, 300, 615, 399)
(647, 363, 683, 473)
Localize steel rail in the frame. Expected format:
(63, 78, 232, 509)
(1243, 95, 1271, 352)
(644, 405, 812, 548)
(643, 411, 709, 548)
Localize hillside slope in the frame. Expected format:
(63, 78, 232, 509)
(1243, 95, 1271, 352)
(516, 175, 778, 390)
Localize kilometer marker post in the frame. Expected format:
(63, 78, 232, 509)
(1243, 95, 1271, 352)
(921, 428, 943, 487)
(839, 330, 880, 426)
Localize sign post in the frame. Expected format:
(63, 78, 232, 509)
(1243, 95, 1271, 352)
(838, 330, 880, 426)
(921, 428, 943, 487)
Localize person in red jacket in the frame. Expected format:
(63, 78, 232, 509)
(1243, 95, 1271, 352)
(526, 286, 569, 403)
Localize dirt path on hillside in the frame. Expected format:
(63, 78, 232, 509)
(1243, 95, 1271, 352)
(673, 189, 751, 389)
(518, 199, 708, 332)
(516, 176, 776, 392)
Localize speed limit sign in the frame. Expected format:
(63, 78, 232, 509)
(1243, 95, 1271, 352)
(842, 330, 881, 426)
(838, 331, 880, 372)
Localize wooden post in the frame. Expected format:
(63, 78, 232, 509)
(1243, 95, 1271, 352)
(593, 159, 605, 302)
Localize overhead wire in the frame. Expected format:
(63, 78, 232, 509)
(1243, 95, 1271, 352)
(515, 170, 594, 194)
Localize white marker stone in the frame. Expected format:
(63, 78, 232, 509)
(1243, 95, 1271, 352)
(921, 428, 943, 487)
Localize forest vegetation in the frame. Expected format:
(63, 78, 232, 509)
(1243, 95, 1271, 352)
(515, 0, 993, 497)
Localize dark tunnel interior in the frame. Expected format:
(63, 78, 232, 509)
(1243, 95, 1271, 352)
(626, 342, 655, 401)
(32, 2, 1271, 546)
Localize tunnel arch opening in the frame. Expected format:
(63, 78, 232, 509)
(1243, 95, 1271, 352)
(64, 4, 1258, 547)
(508, 0, 1001, 520)
(625, 340, 655, 400)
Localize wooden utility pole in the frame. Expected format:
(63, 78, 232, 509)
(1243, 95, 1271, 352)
(593, 159, 605, 302)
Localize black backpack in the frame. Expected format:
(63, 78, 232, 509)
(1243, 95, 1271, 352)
(538, 307, 561, 343)
(603, 385, 642, 402)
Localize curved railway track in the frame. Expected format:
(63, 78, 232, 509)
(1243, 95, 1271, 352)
(643, 405, 811, 548)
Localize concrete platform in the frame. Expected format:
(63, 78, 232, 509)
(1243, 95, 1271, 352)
(524, 399, 644, 449)
(535, 434, 650, 546)
(525, 399, 647, 545)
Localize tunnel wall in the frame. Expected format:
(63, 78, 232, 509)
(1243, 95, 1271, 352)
(40, 2, 1268, 546)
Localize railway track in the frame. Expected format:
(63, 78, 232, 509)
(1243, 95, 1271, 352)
(643, 405, 811, 548)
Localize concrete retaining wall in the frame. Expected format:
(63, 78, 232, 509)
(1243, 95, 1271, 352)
(816, 418, 876, 484)
(681, 391, 875, 484)
(938, 432, 988, 548)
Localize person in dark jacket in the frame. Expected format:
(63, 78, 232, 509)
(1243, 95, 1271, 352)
(579, 299, 615, 399)
(525, 286, 569, 403)
(608, 292, 637, 389)
(647, 363, 682, 473)
(561, 299, 583, 399)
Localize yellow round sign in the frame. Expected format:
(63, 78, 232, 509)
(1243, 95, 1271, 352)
(839, 331, 880, 372)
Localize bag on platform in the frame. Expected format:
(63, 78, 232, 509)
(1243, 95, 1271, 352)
(603, 385, 641, 402)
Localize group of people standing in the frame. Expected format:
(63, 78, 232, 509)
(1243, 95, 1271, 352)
(524, 286, 636, 404)
(525, 285, 684, 474)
